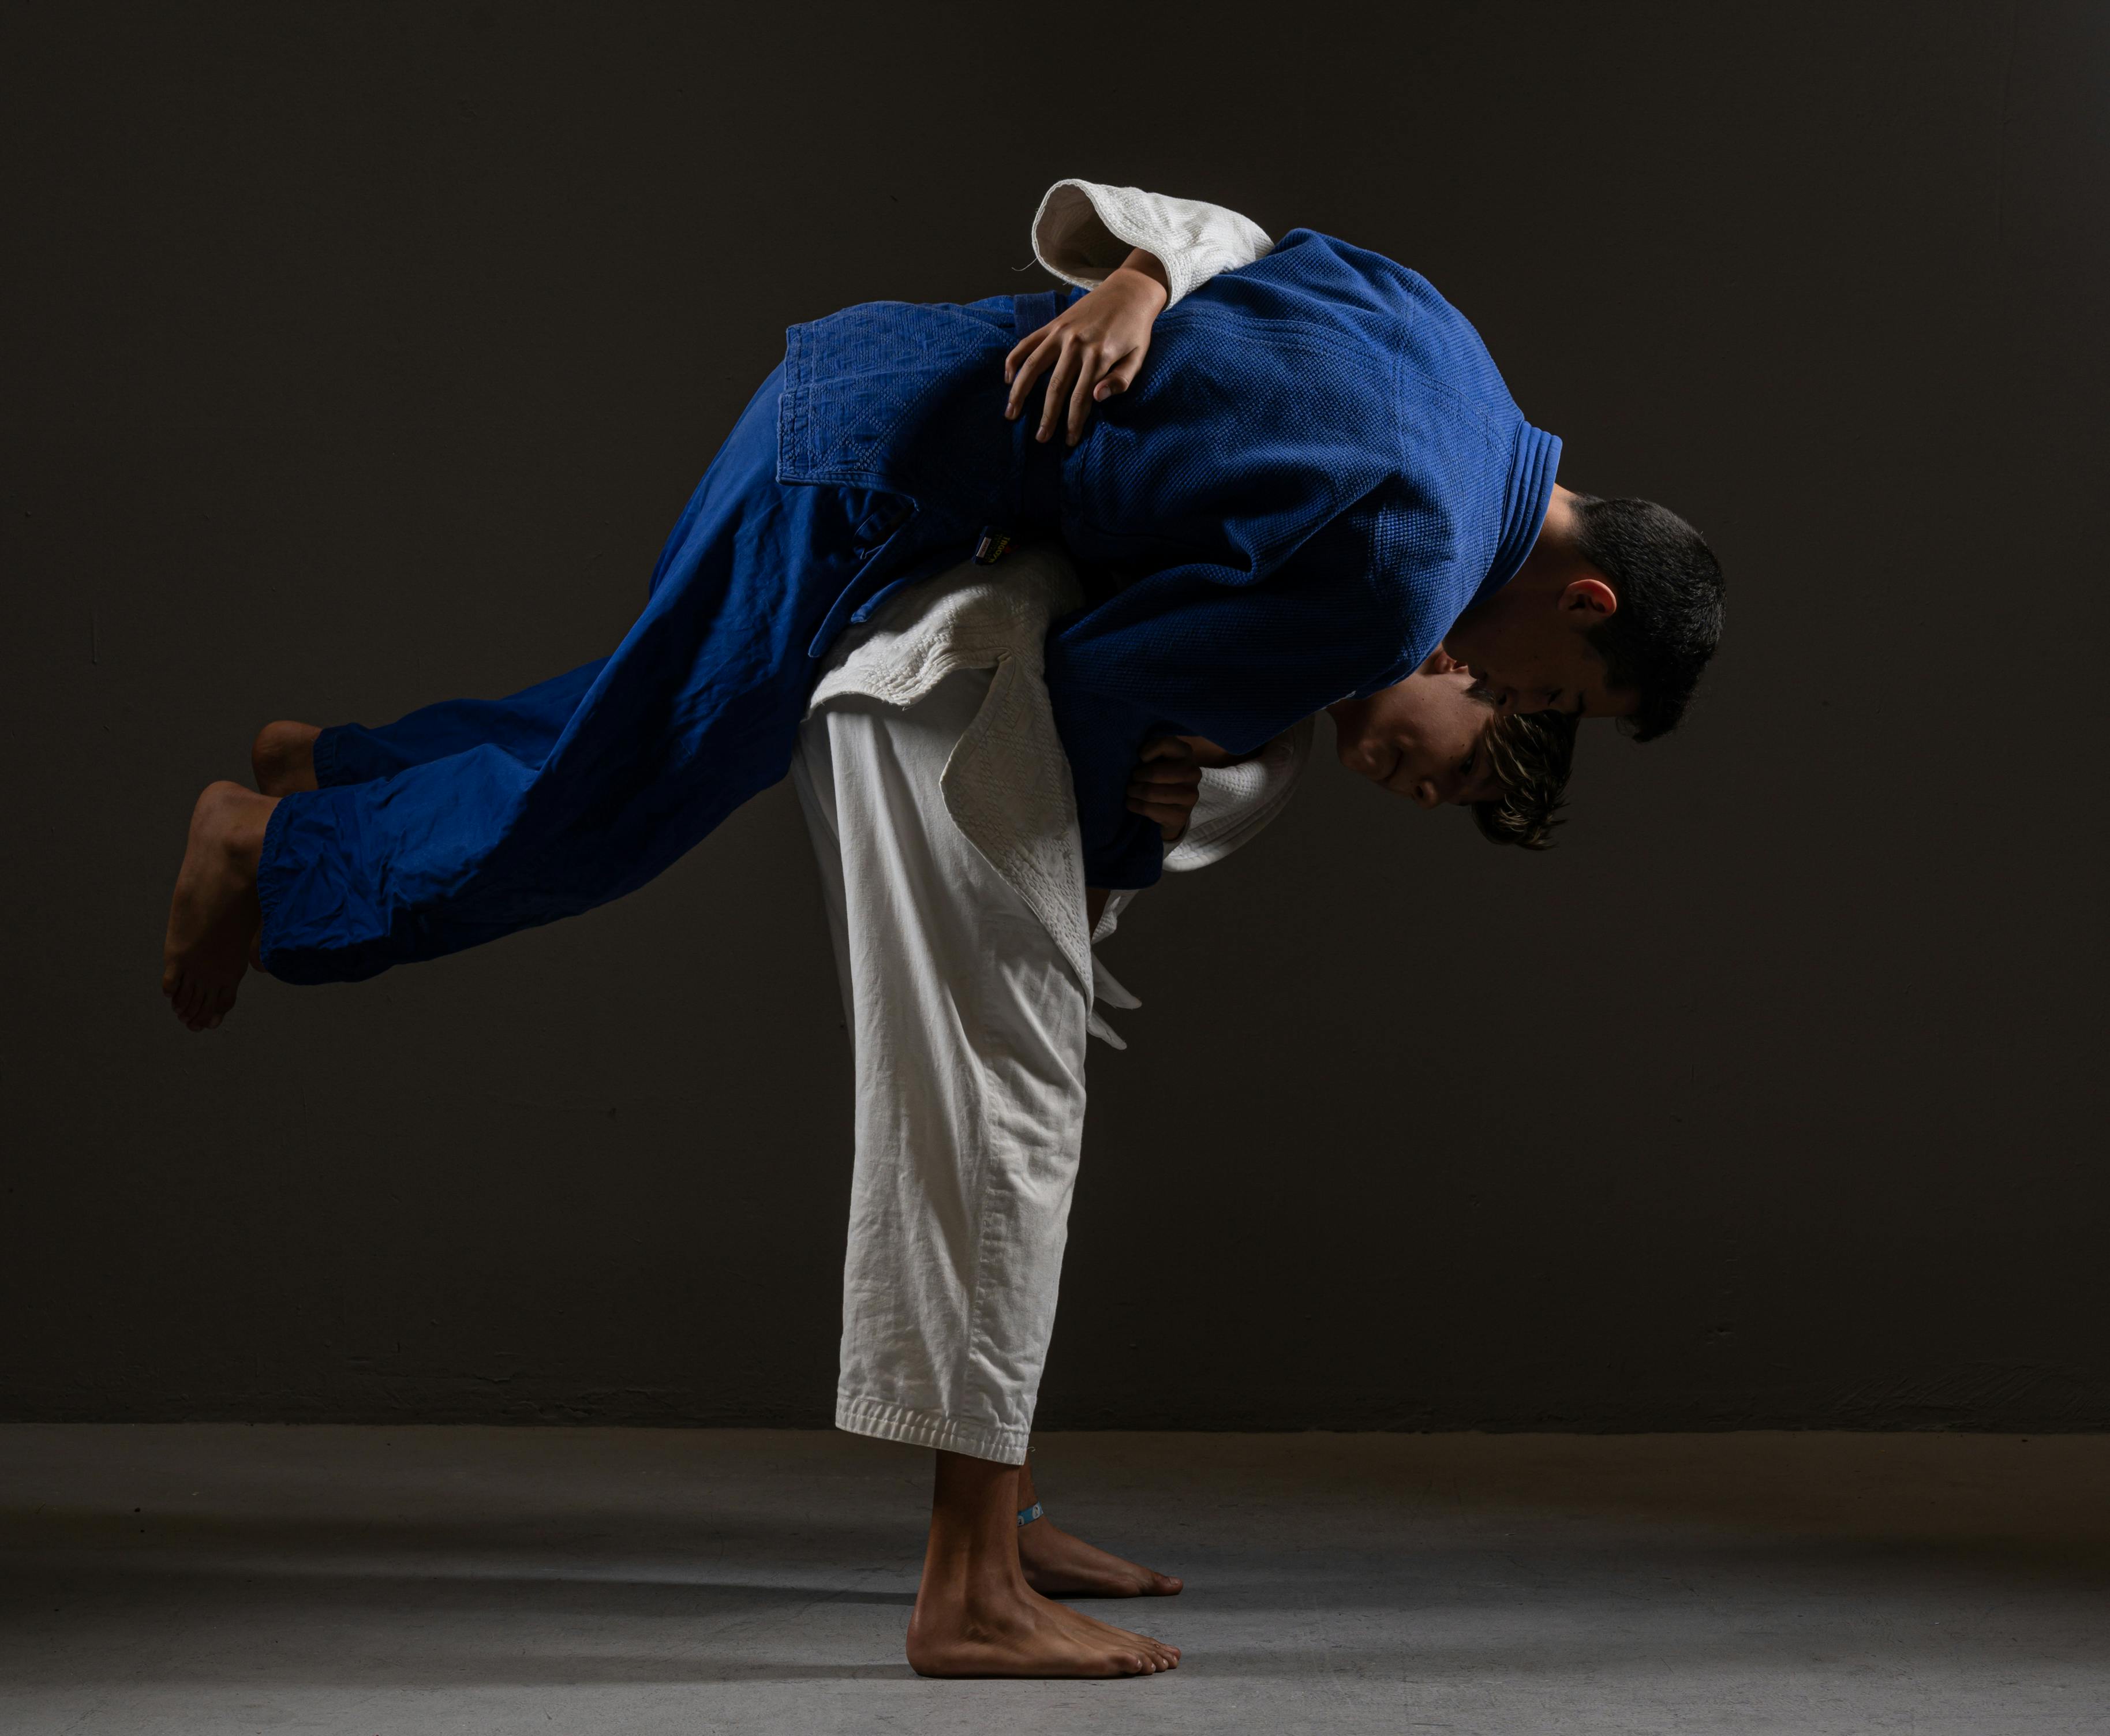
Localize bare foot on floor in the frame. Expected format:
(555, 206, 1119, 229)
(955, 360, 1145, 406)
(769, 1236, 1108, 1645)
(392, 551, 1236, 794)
(908, 1449, 1179, 1679)
(250, 720, 321, 796)
(907, 1574, 1180, 1679)
(1020, 1516, 1183, 1599)
(162, 781, 277, 1032)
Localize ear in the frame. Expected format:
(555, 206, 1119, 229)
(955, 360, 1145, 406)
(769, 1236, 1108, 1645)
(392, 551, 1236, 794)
(1558, 575, 1618, 618)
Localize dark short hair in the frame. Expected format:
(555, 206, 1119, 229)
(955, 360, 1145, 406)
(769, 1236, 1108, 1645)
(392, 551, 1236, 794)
(1569, 496, 1725, 740)
(1473, 707, 1578, 851)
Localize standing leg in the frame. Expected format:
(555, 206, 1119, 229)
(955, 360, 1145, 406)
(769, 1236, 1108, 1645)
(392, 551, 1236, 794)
(907, 1450, 1177, 1677)
(791, 672, 1178, 1675)
(798, 673, 1086, 1464)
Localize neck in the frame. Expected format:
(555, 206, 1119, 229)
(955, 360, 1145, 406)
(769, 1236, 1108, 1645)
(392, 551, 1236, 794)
(1510, 487, 1583, 594)
(1537, 485, 1580, 555)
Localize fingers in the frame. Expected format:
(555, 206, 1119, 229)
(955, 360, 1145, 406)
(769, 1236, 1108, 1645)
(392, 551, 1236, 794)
(1005, 328, 1058, 421)
(1128, 794, 1196, 830)
(1009, 326, 1142, 440)
(1093, 349, 1144, 403)
(1128, 775, 1199, 823)
(1008, 273, 1159, 432)
(1128, 764, 1200, 798)
(1130, 731, 1199, 840)
(1065, 350, 1102, 444)
(1003, 323, 1049, 384)
(1038, 338, 1087, 444)
(1129, 738, 1200, 828)
(1129, 801, 1191, 841)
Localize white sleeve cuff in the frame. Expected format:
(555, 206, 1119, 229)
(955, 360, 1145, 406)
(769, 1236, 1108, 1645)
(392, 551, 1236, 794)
(1164, 716, 1316, 873)
(1030, 179, 1273, 308)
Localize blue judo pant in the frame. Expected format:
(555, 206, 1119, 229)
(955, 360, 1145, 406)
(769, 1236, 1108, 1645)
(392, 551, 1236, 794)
(255, 369, 899, 985)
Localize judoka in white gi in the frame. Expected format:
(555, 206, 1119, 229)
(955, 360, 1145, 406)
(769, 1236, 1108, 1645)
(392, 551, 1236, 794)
(784, 182, 1572, 1679)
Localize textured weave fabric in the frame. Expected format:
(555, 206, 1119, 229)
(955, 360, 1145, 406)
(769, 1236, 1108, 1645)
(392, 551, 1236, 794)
(1030, 178, 1274, 308)
(806, 547, 1094, 1000)
(780, 227, 1561, 888)
(263, 368, 893, 983)
(792, 669, 1085, 1466)
(264, 188, 1301, 984)
(809, 548, 1312, 1049)
(1165, 720, 1315, 872)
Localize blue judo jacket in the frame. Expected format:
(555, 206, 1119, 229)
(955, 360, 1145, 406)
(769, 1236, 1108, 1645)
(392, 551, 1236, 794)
(781, 227, 1562, 889)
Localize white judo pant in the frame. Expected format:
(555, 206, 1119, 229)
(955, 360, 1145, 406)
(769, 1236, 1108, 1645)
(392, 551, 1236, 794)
(791, 667, 1089, 1466)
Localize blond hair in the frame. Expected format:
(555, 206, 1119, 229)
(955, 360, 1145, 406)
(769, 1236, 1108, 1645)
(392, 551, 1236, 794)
(1472, 709, 1578, 851)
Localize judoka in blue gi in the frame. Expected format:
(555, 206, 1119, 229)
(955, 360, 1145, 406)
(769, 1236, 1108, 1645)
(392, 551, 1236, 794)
(161, 181, 1724, 1679)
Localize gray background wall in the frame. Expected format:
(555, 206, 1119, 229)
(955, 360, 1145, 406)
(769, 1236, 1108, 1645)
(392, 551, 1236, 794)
(3, 2, 2104, 1431)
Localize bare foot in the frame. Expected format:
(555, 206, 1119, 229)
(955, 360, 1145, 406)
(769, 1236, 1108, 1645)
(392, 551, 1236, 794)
(250, 720, 321, 796)
(161, 781, 277, 1032)
(907, 1574, 1181, 1679)
(906, 1449, 1179, 1679)
(1020, 1515, 1183, 1599)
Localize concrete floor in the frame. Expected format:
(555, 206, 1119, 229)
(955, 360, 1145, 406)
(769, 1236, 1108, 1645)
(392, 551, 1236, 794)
(1, 1427, 2105, 1734)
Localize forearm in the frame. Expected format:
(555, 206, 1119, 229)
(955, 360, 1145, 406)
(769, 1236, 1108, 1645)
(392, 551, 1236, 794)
(1115, 246, 1170, 304)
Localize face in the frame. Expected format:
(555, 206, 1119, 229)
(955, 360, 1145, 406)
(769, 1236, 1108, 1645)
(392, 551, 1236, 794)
(1442, 577, 1632, 721)
(1327, 652, 1506, 809)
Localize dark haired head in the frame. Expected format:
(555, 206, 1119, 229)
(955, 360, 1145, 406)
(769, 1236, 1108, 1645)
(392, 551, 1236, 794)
(1568, 496, 1725, 740)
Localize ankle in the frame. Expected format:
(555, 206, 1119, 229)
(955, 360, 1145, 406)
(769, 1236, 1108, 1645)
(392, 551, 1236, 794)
(919, 1450, 1029, 1599)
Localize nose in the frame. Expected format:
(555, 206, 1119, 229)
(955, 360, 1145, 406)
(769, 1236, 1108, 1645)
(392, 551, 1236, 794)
(1411, 777, 1441, 810)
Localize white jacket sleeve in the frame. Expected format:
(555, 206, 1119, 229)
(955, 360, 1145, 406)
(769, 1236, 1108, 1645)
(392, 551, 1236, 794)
(1031, 179, 1273, 309)
(1079, 717, 1314, 1049)
(1164, 717, 1316, 873)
